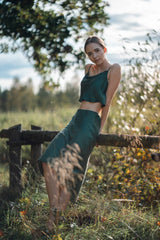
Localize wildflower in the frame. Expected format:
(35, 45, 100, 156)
(127, 182, 131, 187)
(53, 234, 63, 240)
(137, 152, 141, 157)
(145, 126, 149, 131)
(87, 168, 94, 174)
(19, 197, 31, 204)
(101, 217, 107, 222)
(41, 199, 47, 206)
(142, 155, 146, 161)
(0, 230, 4, 237)
(70, 223, 77, 228)
(25, 198, 31, 204)
(157, 221, 160, 226)
(126, 169, 130, 175)
(20, 210, 27, 216)
(98, 175, 103, 180)
(132, 158, 137, 164)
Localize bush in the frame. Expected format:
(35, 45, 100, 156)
(88, 146, 160, 205)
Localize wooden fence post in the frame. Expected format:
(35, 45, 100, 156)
(7, 124, 22, 196)
(30, 125, 43, 176)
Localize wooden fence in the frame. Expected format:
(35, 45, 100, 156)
(0, 124, 160, 197)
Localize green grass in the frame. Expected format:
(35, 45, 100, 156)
(0, 164, 160, 240)
(0, 163, 9, 187)
(0, 108, 77, 131)
(0, 109, 160, 239)
(0, 108, 77, 162)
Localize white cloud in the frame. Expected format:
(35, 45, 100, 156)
(0, 52, 42, 92)
(104, 0, 160, 66)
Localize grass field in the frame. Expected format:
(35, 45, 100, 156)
(0, 166, 160, 240)
(0, 110, 160, 239)
(0, 163, 9, 187)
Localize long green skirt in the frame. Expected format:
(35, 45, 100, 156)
(39, 109, 100, 202)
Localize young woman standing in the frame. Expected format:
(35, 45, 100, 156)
(39, 36, 121, 229)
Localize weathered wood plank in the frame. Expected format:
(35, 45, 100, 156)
(30, 125, 43, 174)
(97, 133, 160, 149)
(22, 131, 160, 149)
(8, 124, 22, 196)
(0, 127, 160, 149)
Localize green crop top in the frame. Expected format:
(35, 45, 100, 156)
(79, 65, 110, 106)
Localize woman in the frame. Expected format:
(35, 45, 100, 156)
(39, 36, 121, 229)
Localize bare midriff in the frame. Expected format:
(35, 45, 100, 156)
(79, 101, 102, 115)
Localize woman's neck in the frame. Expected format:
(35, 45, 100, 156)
(93, 59, 111, 73)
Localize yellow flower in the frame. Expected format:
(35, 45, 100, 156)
(87, 168, 94, 174)
(126, 169, 130, 175)
(19, 197, 31, 204)
(19, 198, 25, 202)
(53, 234, 63, 240)
(127, 182, 131, 187)
(25, 197, 31, 204)
(115, 152, 122, 159)
(137, 152, 141, 156)
(98, 175, 103, 180)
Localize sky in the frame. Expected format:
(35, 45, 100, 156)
(0, 0, 159, 92)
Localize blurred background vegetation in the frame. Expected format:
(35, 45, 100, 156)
(0, 0, 160, 237)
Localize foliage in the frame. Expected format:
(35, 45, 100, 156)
(0, 163, 9, 186)
(0, 28, 160, 239)
(0, 108, 77, 165)
(0, 108, 160, 239)
(106, 30, 160, 135)
(0, 78, 79, 112)
(0, 0, 109, 79)
(0, 77, 36, 112)
(0, 108, 159, 206)
(89, 146, 160, 206)
(0, 170, 160, 239)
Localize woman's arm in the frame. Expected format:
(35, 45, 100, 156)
(100, 63, 121, 133)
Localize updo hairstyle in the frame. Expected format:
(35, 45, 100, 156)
(84, 36, 106, 53)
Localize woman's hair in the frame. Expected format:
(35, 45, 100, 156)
(84, 36, 106, 53)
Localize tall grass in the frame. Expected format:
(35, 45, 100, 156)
(0, 108, 77, 162)
(0, 168, 160, 240)
(0, 163, 9, 187)
(0, 109, 160, 239)
(0, 108, 77, 130)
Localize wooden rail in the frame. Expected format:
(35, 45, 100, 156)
(0, 124, 160, 197)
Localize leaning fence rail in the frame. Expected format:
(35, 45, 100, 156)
(0, 124, 160, 197)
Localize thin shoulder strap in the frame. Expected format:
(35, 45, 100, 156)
(107, 65, 112, 72)
(107, 65, 112, 80)
(87, 64, 92, 75)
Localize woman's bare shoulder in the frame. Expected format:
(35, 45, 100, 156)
(110, 63, 121, 71)
(108, 63, 121, 79)
(85, 64, 92, 74)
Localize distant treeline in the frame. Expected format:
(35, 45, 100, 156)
(0, 78, 79, 112)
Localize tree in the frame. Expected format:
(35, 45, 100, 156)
(0, 89, 10, 111)
(0, 77, 36, 111)
(37, 86, 54, 111)
(0, 0, 109, 81)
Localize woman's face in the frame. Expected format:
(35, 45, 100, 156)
(85, 42, 106, 65)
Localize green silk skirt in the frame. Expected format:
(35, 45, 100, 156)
(39, 109, 100, 202)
